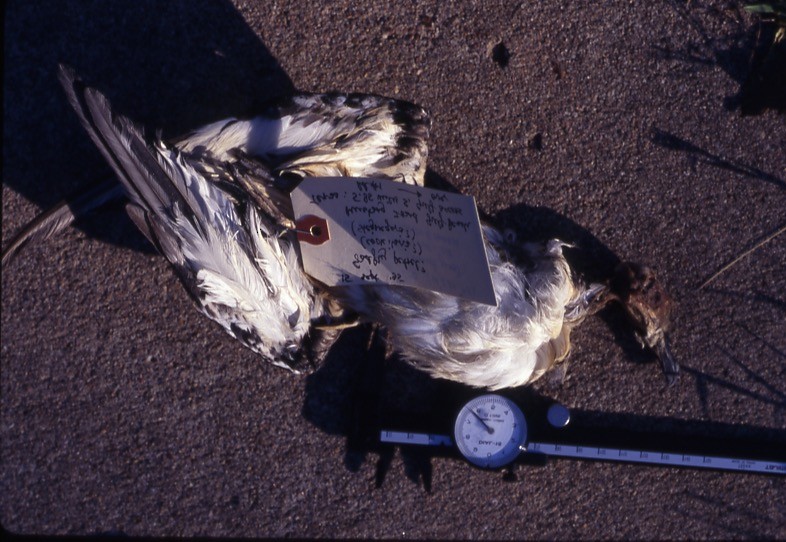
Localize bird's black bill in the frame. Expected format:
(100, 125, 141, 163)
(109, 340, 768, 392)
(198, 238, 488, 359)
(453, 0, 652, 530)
(655, 334, 679, 386)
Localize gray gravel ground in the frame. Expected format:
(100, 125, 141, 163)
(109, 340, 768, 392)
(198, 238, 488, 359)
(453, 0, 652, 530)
(3, 0, 785, 539)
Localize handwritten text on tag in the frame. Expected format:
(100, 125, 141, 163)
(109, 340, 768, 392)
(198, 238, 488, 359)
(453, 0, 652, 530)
(290, 177, 496, 305)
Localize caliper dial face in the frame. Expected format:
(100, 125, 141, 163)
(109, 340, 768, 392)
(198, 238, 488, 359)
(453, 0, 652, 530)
(454, 394, 527, 469)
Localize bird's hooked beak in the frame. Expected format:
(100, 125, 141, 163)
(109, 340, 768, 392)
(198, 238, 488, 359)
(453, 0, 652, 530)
(610, 262, 679, 385)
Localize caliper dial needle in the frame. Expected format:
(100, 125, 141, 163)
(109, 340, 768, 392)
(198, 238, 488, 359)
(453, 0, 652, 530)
(470, 409, 494, 434)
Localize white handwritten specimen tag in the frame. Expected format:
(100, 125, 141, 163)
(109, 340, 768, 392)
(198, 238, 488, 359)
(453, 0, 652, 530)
(290, 177, 496, 306)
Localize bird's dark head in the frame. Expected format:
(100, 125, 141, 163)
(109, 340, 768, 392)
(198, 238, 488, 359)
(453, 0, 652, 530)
(609, 262, 679, 385)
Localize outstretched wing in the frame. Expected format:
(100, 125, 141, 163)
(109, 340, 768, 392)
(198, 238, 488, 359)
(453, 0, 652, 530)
(58, 65, 322, 371)
(3, 83, 431, 266)
(174, 92, 431, 186)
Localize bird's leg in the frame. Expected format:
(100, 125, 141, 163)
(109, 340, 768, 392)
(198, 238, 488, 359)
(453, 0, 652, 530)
(295, 326, 342, 370)
(295, 301, 357, 369)
(311, 298, 361, 331)
(2, 177, 124, 266)
(312, 314, 361, 331)
(564, 282, 612, 324)
(313, 319, 361, 331)
(545, 360, 570, 386)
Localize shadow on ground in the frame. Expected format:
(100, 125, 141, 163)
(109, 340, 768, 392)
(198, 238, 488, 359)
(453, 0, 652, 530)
(4, 0, 293, 252)
(300, 189, 786, 490)
(651, 128, 786, 191)
(654, 1, 786, 115)
(302, 328, 786, 491)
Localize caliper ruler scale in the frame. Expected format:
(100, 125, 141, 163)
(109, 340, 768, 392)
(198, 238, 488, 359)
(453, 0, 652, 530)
(380, 394, 786, 474)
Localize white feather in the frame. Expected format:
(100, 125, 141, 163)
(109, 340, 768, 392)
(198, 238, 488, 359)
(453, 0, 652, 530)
(331, 233, 579, 390)
(147, 146, 320, 363)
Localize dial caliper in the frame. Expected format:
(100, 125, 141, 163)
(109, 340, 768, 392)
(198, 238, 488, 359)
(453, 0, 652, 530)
(380, 394, 786, 474)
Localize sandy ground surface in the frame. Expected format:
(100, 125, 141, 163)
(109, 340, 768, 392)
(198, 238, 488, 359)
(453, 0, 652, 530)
(3, 0, 785, 538)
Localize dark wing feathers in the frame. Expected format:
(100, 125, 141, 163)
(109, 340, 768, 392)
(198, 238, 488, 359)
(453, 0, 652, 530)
(59, 70, 164, 214)
(3, 71, 432, 267)
(60, 67, 209, 247)
(2, 67, 437, 372)
(176, 91, 431, 186)
(57, 67, 327, 369)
